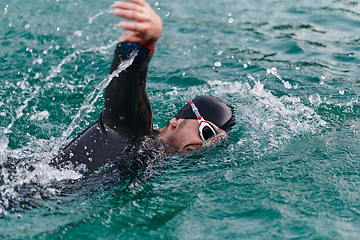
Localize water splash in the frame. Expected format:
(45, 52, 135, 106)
(44, 42, 117, 82)
(0, 147, 83, 215)
(0, 129, 9, 149)
(158, 74, 326, 158)
(267, 67, 292, 89)
(0, 46, 138, 216)
(59, 49, 138, 144)
(88, 8, 113, 24)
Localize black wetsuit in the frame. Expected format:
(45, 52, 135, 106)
(52, 41, 157, 172)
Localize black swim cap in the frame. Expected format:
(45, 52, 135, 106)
(174, 96, 236, 132)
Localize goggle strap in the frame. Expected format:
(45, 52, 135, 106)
(189, 100, 201, 118)
(189, 99, 217, 141)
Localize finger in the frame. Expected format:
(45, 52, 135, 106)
(113, 0, 146, 9)
(113, 1, 143, 12)
(113, 9, 147, 22)
(118, 31, 142, 43)
(119, 21, 147, 33)
(123, 0, 146, 7)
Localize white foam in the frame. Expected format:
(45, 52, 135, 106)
(0, 129, 9, 149)
(0, 145, 83, 214)
(159, 75, 326, 156)
(29, 110, 50, 121)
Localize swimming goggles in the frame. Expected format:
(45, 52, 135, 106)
(189, 99, 217, 141)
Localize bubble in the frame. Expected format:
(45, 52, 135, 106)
(228, 18, 234, 23)
(74, 30, 82, 37)
(214, 61, 221, 67)
(33, 58, 43, 65)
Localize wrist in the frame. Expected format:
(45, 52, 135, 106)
(140, 40, 157, 55)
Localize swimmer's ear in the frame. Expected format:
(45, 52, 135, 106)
(169, 118, 180, 127)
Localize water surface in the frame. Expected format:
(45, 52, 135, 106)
(1, 0, 360, 239)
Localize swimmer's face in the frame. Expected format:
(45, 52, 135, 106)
(158, 118, 225, 152)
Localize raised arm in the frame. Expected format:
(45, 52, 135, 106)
(55, 0, 163, 172)
(102, 0, 163, 140)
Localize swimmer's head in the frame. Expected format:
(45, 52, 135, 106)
(158, 96, 235, 152)
(174, 96, 235, 133)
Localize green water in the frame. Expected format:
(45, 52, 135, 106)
(1, 0, 360, 239)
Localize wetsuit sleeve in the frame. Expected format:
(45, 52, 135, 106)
(102, 40, 156, 141)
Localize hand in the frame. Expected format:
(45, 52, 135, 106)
(113, 0, 162, 43)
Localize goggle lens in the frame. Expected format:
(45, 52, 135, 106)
(201, 125, 216, 140)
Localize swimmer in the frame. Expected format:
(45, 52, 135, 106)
(52, 0, 235, 172)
